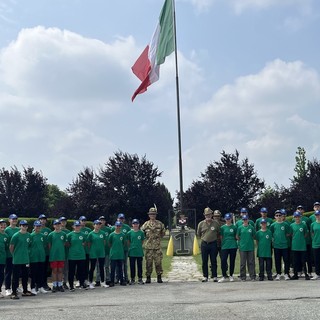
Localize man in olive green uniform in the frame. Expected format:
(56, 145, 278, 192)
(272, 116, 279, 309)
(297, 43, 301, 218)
(141, 207, 165, 284)
(197, 207, 220, 282)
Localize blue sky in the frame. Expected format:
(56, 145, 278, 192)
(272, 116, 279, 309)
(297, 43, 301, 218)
(0, 0, 319, 202)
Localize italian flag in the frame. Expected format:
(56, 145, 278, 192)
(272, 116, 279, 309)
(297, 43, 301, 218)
(131, 0, 175, 101)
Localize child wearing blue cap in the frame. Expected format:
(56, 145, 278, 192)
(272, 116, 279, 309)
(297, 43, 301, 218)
(218, 214, 237, 283)
(79, 216, 92, 287)
(108, 221, 127, 287)
(127, 219, 145, 285)
(256, 219, 273, 281)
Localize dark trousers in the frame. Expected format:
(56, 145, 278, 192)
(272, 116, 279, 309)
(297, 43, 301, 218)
(110, 259, 123, 284)
(240, 251, 256, 280)
(43, 255, 50, 286)
(129, 256, 143, 280)
(5, 257, 13, 290)
(221, 248, 237, 277)
(201, 240, 218, 278)
(313, 248, 320, 275)
(30, 262, 45, 289)
(85, 254, 90, 280)
(68, 260, 86, 289)
(306, 244, 313, 274)
(274, 248, 289, 275)
(258, 257, 272, 278)
(292, 250, 307, 275)
(89, 258, 105, 283)
(12, 264, 29, 294)
(0, 264, 4, 288)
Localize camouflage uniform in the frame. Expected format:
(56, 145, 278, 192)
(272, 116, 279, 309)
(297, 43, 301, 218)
(141, 209, 165, 279)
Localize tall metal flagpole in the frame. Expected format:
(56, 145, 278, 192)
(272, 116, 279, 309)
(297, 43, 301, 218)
(172, 0, 184, 214)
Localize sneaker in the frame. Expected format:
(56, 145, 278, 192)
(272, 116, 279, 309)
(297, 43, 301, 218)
(290, 275, 299, 280)
(94, 281, 101, 287)
(305, 274, 310, 280)
(311, 274, 320, 280)
(275, 274, 281, 281)
(138, 279, 144, 285)
(52, 286, 58, 293)
(109, 282, 115, 287)
(89, 283, 95, 289)
(31, 288, 38, 295)
(75, 281, 81, 288)
(10, 293, 19, 300)
(120, 282, 127, 286)
(59, 286, 65, 292)
(229, 276, 234, 282)
(201, 277, 208, 282)
(259, 277, 264, 281)
(81, 284, 89, 290)
(267, 276, 273, 281)
(44, 285, 52, 291)
(63, 283, 69, 290)
(101, 282, 109, 288)
(39, 287, 49, 294)
(298, 272, 302, 277)
(284, 274, 290, 281)
(5, 289, 12, 296)
(69, 287, 75, 292)
(17, 287, 23, 293)
(250, 278, 256, 281)
(213, 277, 218, 282)
(22, 291, 36, 297)
(218, 277, 226, 283)
(130, 279, 135, 285)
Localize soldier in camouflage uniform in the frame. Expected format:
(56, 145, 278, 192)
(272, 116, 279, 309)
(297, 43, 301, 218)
(141, 207, 165, 284)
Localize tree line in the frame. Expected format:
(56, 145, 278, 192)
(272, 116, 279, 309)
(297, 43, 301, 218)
(0, 148, 319, 226)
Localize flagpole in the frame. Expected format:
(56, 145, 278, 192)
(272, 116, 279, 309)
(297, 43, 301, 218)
(172, 0, 184, 214)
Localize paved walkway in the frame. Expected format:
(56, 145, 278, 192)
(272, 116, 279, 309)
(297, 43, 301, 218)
(166, 256, 202, 282)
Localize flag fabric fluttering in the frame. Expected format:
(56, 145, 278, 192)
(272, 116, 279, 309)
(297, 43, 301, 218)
(131, 0, 175, 101)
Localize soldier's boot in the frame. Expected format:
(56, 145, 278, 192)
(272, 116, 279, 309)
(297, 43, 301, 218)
(146, 276, 151, 284)
(157, 275, 163, 283)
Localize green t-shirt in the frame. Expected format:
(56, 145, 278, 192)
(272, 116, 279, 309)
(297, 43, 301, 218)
(290, 222, 307, 251)
(127, 230, 145, 257)
(236, 224, 255, 251)
(301, 216, 311, 245)
(255, 217, 273, 231)
(48, 231, 66, 261)
(61, 228, 71, 234)
(270, 222, 290, 249)
(10, 232, 31, 264)
(310, 214, 316, 223)
(0, 232, 9, 264)
(101, 225, 112, 255)
(111, 223, 131, 251)
(87, 230, 106, 259)
(108, 232, 125, 260)
(236, 219, 255, 228)
(81, 226, 92, 254)
(311, 221, 320, 249)
(41, 226, 52, 255)
(255, 229, 272, 258)
(220, 224, 238, 250)
(5, 226, 19, 258)
(67, 231, 86, 260)
(29, 232, 46, 263)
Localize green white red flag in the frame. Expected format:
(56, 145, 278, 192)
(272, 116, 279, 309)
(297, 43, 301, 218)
(131, 0, 175, 101)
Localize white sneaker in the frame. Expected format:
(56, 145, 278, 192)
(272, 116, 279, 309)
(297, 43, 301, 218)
(311, 274, 320, 280)
(275, 274, 281, 281)
(5, 289, 12, 296)
(101, 282, 109, 288)
(213, 277, 218, 282)
(39, 287, 49, 294)
(89, 283, 95, 289)
(31, 288, 38, 295)
(298, 272, 302, 277)
(218, 277, 226, 283)
(229, 276, 234, 282)
(17, 287, 23, 293)
(284, 274, 290, 281)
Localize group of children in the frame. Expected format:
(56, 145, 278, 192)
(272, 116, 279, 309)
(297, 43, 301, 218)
(217, 202, 320, 283)
(0, 213, 146, 300)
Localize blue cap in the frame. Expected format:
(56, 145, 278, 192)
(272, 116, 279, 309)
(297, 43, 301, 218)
(53, 219, 61, 225)
(34, 220, 41, 227)
(99, 216, 106, 220)
(260, 207, 268, 213)
(293, 211, 301, 217)
(240, 208, 248, 213)
(38, 214, 47, 219)
(132, 219, 139, 224)
(0, 219, 6, 224)
(93, 220, 102, 224)
(115, 221, 122, 226)
(314, 202, 320, 206)
(242, 215, 248, 220)
(315, 210, 320, 215)
(79, 216, 86, 221)
(260, 219, 267, 224)
(19, 220, 28, 225)
(9, 214, 18, 219)
(224, 213, 232, 220)
(296, 205, 304, 210)
(59, 217, 67, 221)
(118, 213, 125, 219)
(280, 209, 287, 215)
(73, 220, 81, 226)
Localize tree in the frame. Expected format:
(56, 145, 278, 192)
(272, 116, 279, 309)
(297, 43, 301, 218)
(181, 150, 265, 222)
(293, 147, 308, 183)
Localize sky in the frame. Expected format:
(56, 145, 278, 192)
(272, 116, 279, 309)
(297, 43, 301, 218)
(0, 0, 319, 202)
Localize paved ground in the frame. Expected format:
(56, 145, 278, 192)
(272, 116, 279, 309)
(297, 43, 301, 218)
(2, 257, 320, 319)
